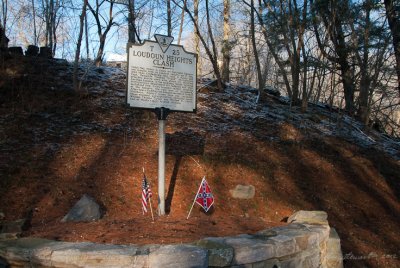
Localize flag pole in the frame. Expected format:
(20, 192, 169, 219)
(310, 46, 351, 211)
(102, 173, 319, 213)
(143, 167, 154, 222)
(186, 177, 205, 220)
(148, 196, 155, 222)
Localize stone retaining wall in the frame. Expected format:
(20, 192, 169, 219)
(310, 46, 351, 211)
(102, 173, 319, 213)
(0, 211, 343, 268)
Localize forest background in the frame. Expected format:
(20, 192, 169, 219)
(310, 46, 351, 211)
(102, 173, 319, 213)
(1, 0, 400, 136)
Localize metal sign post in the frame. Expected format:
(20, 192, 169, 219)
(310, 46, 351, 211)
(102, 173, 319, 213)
(126, 34, 197, 216)
(158, 119, 165, 215)
(155, 107, 169, 215)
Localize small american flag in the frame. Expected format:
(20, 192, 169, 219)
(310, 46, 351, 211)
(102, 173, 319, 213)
(141, 173, 152, 214)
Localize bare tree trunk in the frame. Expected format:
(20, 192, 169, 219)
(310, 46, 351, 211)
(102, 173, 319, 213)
(95, 35, 106, 66)
(177, 0, 186, 45)
(205, 0, 223, 90)
(49, 0, 54, 50)
(167, 0, 172, 36)
(356, 1, 371, 125)
(51, 0, 58, 56)
(301, 45, 308, 113)
(128, 0, 140, 43)
(32, 0, 37, 46)
(44, 0, 49, 46)
(288, 0, 300, 104)
(329, 63, 336, 108)
(254, 0, 292, 98)
(0, 0, 7, 49)
(128, 0, 135, 43)
(314, 60, 327, 103)
(311, 0, 356, 114)
(194, 0, 201, 76)
(73, 0, 88, 92)
(250, 0, 265, 102)
(221, 0, 231, 83)
(384, 0, 400, 94)
(147, 0, 154, 39)
(298, 0, 308, 111)
(85, 9, 89, 59)
(176, 0, 223, 90)
(88, 0, 115, 67)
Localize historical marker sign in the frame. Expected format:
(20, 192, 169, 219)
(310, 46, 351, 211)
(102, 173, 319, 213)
(127, 37, 197, 112)
(127, 35, 197, 216)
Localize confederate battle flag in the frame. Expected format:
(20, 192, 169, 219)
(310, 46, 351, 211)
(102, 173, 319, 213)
(195, 177, 214, 212)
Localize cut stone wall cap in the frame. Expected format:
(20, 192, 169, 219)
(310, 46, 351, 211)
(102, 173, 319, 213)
(287, 210, 328, 225)
(149, 244, 208, 268)
(195, 239, 233, 267)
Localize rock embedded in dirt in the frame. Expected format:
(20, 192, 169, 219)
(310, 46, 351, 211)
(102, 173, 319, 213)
(61, 194, 102, 222)
(229, 185, 255, 199)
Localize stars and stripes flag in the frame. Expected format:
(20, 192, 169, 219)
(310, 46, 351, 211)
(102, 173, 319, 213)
(187, 177, 214, 219)
(141, 173, 152, 214)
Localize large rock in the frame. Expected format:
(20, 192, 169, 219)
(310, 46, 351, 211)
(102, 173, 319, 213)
(61, 194, 102, 222)
(148, 244, 207, 268)
(287, 210, 328, 225)
(229, 185, 255, 199)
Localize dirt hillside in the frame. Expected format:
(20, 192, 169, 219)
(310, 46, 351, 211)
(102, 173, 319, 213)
(0, 56, 399, 267)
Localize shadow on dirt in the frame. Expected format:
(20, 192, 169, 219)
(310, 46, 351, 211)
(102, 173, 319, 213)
(165, 129, 205, 214)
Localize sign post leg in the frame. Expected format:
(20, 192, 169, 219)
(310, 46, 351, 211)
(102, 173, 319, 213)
(154, 107, 170, 216)
(158, 119, 166, 216)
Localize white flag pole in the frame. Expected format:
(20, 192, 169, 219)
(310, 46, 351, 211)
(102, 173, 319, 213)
(148, 195, 155, 222)
(186, 177, 205, 220)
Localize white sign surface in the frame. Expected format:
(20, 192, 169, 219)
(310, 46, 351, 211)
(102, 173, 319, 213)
(127, 40, 197, 112)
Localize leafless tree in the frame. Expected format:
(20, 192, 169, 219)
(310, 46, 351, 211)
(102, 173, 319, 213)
(173, 0, 224, 91)
(246, 0, 308, 105)
(249, 0, 265, 101)
(311, 0, 356, 114)
(194, 0, 200, 75)
(221, 0, 231, 83)
(88, 0, 119, 66)
(73, 0, 88, 92)
(42, 0, 64, 55)
(167, 0, 172, 36)
(384, 0, 400, 94)
(177, 0, 186, 44)
(0, 0, 7, 48)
